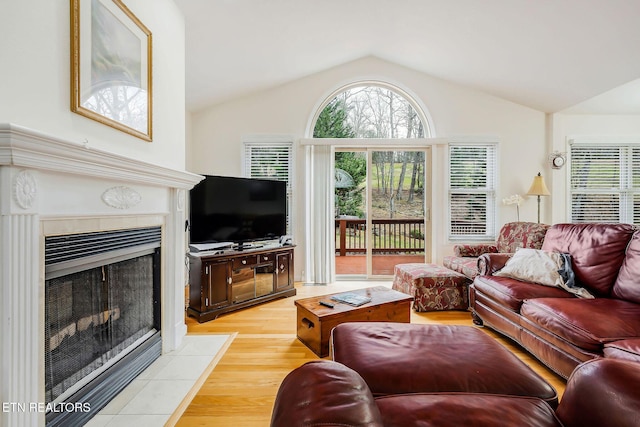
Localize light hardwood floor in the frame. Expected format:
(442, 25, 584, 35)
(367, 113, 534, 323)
(176, 281, 566, 427)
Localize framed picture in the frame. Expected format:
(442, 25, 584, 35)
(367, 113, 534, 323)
(71, 0, 153, 141)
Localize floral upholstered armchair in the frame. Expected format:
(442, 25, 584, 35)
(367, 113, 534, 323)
(443, 221, 550, 279)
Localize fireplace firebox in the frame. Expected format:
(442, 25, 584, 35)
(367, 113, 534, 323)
(44, 227, 162, 426)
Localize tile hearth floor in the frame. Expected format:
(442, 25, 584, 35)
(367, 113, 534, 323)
(86, 333, 234, 427)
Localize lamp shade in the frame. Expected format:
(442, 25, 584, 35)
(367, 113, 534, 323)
(526, 172, 550, 196)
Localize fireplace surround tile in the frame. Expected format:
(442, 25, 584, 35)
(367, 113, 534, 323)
(146, 356, 216, 382)
(119, 380, 195, 416)
(94, 379, 149, 416)
(86, 334, 233, 426)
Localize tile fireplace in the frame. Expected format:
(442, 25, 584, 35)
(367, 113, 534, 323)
(0, 124, 202, 426)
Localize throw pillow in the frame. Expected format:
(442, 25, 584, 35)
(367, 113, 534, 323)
(495, 248, 594, 298)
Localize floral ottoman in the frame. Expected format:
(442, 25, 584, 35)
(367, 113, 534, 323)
(392, 263, 471, 311)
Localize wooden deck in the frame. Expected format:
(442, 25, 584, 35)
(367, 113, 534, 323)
(335, 254, 426, 275)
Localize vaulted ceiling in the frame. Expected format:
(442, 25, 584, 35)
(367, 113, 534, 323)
(175, 0, 640, 114)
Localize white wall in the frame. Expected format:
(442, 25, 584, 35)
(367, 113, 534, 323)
(1, 3, 191, 422)
(549, 113, 640, 223)
(1, 0, 186, 170)
(188, 56, 547, 272)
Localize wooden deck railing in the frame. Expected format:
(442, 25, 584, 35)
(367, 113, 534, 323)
(335, 218, 425, 256)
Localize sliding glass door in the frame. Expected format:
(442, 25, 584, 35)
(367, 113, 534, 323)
(370, 150, 428, 275)
(335, 148, 429, 277)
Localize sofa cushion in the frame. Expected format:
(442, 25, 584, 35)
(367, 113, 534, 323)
(541, 223, 636, 296)
(473, 275, 573, 312)
(603, 339, 640, 363)
(375, 393, 562, 427)
(521, 298, 640, 351)
(612, 230, 640, 304)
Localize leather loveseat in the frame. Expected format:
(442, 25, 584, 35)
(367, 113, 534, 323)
(471, 222, 640, 379)
(271, 357, 640, 427)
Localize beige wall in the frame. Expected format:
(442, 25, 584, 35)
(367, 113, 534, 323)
(1, 0, 186, 170)
(4, 1, 637, 278)
(549, 113, 640, 223)
(188, 56, 548, 270)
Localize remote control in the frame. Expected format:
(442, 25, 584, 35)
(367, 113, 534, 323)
(319, 301, 334, 308)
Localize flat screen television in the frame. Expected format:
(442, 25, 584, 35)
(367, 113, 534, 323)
(189, 175, 287, 248)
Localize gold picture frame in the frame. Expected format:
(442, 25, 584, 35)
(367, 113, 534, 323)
(71, 0, 153, 141)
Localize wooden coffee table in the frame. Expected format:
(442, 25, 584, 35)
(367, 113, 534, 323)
(295, 286, 413, 357)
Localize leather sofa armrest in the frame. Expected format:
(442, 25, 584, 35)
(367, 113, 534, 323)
(271, 360, 383, 427)
(477, 253, 513, 276)
(556, 358, 640, 427)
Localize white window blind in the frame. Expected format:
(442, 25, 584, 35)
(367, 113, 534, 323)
(243, 141, 293, 232)
(570, 143, 640, 224)
(448, 144, 497, 241)
(243, 143, 292, 182)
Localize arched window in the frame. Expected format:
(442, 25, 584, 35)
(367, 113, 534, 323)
(307, 83, 432, 279)
(313, 84, 430, 139)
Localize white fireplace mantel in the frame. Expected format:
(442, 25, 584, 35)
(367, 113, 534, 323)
(0, 123, 201, 189)
(0, 123, 203, 427)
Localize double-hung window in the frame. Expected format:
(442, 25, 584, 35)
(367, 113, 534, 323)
(243, 141, 294, 232)
(448, 143, 498, 241)
(570, 141, 640, 224)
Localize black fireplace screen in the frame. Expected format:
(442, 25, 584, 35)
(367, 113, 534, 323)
(44, 227, 161, 404)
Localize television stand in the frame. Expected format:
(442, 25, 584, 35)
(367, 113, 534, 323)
(187, 245, 296, 322)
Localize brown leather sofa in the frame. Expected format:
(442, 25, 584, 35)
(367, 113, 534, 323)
(471, 223, 640, 379)
(271, 357, 640, 427)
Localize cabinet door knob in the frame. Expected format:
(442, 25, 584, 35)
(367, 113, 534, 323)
(242, 260, 247, 264)
(227, 277, 232, 285)
(263, 256, 268, 260)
